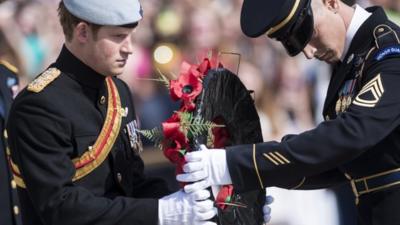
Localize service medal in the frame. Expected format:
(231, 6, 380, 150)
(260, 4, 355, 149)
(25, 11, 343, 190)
(336, 98, 342, 113)
(346, 96, 352, 107)
(341, 97, 347, 112)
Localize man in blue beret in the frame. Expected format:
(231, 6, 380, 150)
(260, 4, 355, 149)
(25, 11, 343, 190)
(178, 0, 400, 224)
(6, 1, 219, 225)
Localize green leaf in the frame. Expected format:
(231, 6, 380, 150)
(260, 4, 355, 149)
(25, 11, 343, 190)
(178, 149, 186, 156)
(225, 196, 232, 203)
(137, 127, 164, 150)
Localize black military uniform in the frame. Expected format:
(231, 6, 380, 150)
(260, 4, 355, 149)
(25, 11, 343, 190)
(0, 61, 21, 225)
(228, 3, 400, 225)
(6, 47, 171, 225)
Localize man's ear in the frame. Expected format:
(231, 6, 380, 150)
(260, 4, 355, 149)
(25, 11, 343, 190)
(323, 0, 340, 13)
(75, 22, 90, 43)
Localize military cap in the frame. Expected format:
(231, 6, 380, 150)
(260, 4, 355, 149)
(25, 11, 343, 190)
(63, 0, 143, 26)
(241, 0, 314, 56)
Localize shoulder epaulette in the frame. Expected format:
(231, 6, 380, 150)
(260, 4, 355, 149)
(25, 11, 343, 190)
(27, 68, 61, 93)
(371, 24, 400, 61)
(373, 24, 400, 49)
(0, 60, 18, 74)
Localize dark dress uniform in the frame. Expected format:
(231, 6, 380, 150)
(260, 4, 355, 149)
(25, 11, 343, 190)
(227, 7, 400, 225)
(6, 47, 171, 225)
(0, 61, 21, 225)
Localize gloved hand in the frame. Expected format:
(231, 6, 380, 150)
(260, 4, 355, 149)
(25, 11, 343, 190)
(176, 145, 232, 193)
(158, 189, 217, 225)
(263, 195, 274, 224)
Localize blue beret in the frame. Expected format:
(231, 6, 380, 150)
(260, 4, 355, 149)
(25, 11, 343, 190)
(63, 0, 143, 26)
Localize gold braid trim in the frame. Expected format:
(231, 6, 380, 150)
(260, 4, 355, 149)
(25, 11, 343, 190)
(72, 77, 122, 181)
(253, 144, 265, 189)
(266, 0, 301, 36)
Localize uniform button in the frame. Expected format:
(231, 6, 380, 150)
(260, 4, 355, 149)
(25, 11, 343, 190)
(117, 173, 122, 183)
(378, 27, 384, 33)
(4, 130, 8, 139)
(325, 115, 330, 121)
(11, 180, 16, 189)
(100, 96, 106, 105)
(13, 206, 19, 215)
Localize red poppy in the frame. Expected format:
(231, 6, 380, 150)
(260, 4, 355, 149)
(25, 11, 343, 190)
(180, 61, 203, 79)
(197, 58, 211, 76)
(215, 185, 234, 210)
(161, 112, 188, 164)
(170, 72, 202, 110)
(163, 140, 186, 164)
(162, 113, 183, 139)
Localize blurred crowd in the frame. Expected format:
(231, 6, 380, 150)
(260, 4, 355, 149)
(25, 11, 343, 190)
(1, 0, 400, 224)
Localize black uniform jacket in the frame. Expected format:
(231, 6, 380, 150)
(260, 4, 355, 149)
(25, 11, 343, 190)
(0, 61, 21, 225)
(6, 47, 171, 225)
(227, 7, 400, 194)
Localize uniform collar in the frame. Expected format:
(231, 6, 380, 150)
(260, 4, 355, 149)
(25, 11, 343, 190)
(54, 46, 106, 88)
(344, 7, 388, 60)
(340, 4, 372, 61)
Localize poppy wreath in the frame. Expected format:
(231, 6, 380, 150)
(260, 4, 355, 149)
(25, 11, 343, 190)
(140, 57, 239, 210)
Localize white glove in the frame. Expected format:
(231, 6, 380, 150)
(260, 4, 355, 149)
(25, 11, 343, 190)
(158, 189, 217, 225)
(263, 195, 274, 224)
(176, 145, 232, 193)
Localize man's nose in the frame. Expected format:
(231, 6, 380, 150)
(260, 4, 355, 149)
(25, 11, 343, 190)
(302, 44, 316, 59)
(121, 39, 134, 55)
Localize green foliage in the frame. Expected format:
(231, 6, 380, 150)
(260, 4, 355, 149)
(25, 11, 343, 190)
(137, 127, 164, 149)
(178, 111, 224, 138)
(138, 112, 224, 150)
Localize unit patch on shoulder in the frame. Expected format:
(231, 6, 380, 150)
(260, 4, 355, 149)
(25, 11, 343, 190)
(374, 45, 400, 61)
(353, 74, 384, 108)
(27, 68, 61, 93)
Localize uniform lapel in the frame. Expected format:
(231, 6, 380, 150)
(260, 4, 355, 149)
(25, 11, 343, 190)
(323, 62, 350, 115)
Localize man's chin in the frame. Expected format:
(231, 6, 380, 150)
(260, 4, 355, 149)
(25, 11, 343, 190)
(325, 58, 340, 64)
(318, 53, 339, 64)
(109, 68, 125, 76)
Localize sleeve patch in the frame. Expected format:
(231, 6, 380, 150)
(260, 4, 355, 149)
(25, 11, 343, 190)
(353, 74, 384, 108)
(374, 45, 400, 61)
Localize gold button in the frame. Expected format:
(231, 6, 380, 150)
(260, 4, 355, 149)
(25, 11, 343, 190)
(378, 27, 384, 33)
(13, 206, 19, 215)
(4, 130, 8, 139)
(100, 96, 106, 105)
(117, 173, 122, 183)
(11, 180, 16, 189)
